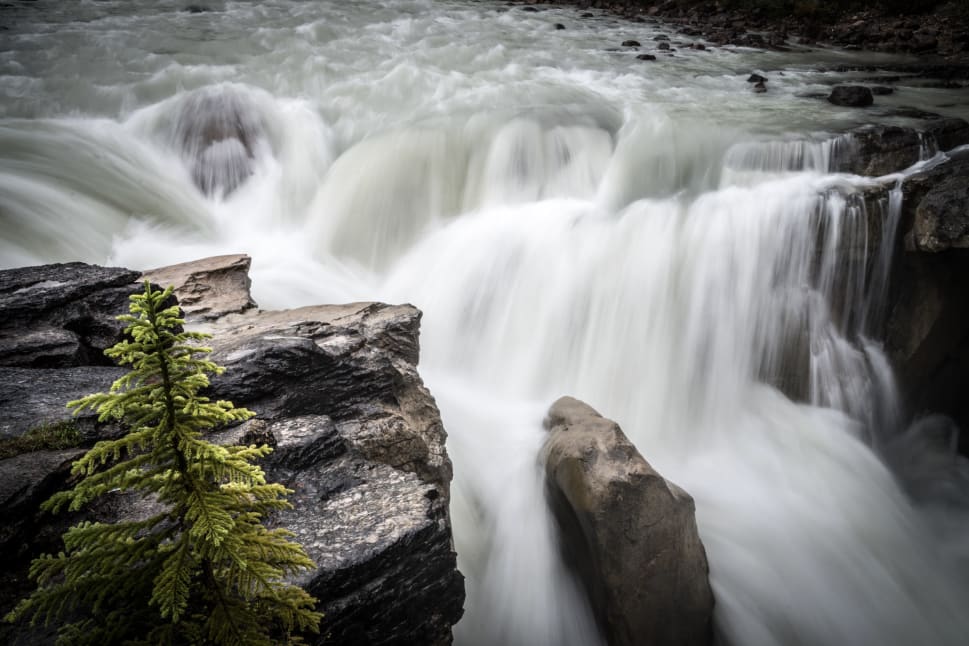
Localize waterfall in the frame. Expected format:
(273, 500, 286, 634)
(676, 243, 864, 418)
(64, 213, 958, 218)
(2, 1, 968, 645)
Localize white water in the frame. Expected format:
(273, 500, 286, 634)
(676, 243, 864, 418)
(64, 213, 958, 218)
(2, 1, 969, 644)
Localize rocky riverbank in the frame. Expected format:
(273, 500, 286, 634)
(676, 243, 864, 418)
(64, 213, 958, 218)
(511, 1, 969, 67)
(0, 256, 465, 645)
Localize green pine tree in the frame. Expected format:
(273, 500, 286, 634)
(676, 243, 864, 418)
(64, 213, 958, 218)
(5, 282, 323, 645)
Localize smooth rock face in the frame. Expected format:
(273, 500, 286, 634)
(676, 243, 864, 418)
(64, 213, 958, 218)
(0, 258, 464, 645)
(543, 397, 714, 646)
(828, 85, 874, 107)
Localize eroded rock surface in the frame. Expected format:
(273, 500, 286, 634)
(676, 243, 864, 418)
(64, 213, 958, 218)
(0, 257, 464, 645)
(837, 117, 969, 177)
(543, 396, 713, 646)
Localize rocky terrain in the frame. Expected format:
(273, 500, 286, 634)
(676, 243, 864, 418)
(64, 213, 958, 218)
(512, 1, 969, 65)
(0, 256, 465, 645)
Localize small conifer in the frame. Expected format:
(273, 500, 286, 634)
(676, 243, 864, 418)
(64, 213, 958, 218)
(6, 282, 322, 645)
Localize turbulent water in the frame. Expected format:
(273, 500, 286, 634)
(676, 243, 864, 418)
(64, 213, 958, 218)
(3, 1, 969, 644)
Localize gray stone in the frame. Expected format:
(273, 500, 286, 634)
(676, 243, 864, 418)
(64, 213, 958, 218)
(141, 253, 257, 321)
(0, 259, 464, 645)
(543, 397, 713, 646)
(0, 263, 140, 367)
(0, 366, 124, 441)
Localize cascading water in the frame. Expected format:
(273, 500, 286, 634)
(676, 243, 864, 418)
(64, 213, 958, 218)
(2, 1, 969, 645)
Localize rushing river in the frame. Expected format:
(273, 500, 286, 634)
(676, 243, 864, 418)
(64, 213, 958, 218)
(2, 1, 969, 644)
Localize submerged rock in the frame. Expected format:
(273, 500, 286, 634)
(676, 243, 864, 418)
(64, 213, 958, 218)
(828, 85, 874, 107)
(543, 396, 714, 646)
(174, 87, 264, 197)
(0, 257, 465, 645)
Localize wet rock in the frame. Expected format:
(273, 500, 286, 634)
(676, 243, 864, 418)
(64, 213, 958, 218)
(658, 41, 670, 50)
(754, 81, 767, 93)
(183, 4, 209, 13)
(637, 53, 657, 61)
(175, 87, 263, 197)
(555, 23, 565, 30)
(0, 259, 465, 645)
(622, 39, 640, 47)
(908, 157, 969, 252)
(747, 73, 766, 83)
(543, 396, 714, 646)
(0, 263, 141, 368)
(837, 117, 969, 176)
(828, 85, 874, 107)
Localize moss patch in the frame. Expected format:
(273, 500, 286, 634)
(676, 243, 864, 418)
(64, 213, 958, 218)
(0, 421, 82, 460)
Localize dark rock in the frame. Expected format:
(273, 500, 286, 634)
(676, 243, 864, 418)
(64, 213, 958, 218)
(543, 397, 714, 646)
(753, 81, 767, 93)
(622, 39, 640, 47)
(183, 4, 208, 13)
(866, 151, 969, 454)
(581, 12, 594, 18)
(0, 259, 465, 645)
(837, 118, 969, 176)
(658, 41, 670, 50)
(637, 53, 657, 61)
(747, 73, 766, 83)
(911, 168, 969, 252)
(841, 125, 922, 176)
(654, 34, 669, 41)
(693, 42, 706, 50)
(922, 117, 969, 153)
(0, 263, 140, 368)
(0, 366, 124, 441)
(828, 85, 874, 107)
(521, 6, 538, 12)
(555, 23, 565, 30)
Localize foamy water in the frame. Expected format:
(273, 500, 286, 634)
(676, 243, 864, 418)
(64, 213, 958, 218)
(2, 2, 968, 644)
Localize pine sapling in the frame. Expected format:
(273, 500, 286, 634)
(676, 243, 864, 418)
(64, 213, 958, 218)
(5, 282, 322, 645)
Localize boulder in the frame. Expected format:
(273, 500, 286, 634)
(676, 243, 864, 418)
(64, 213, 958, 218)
(637, 53, 657, 61)
(622, 39, 641, 47)
(828, 85, 874, 107)
(0, 258, 464, 645)
(542, 396, 714, 646)
(747, 73, 766, 83)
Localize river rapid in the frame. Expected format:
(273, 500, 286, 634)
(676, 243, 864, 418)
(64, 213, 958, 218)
(2, 1, 968, 644)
